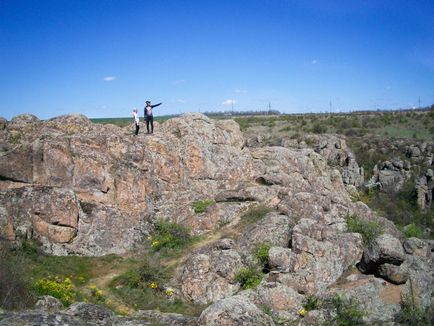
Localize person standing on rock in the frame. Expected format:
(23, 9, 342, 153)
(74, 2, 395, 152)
(144, 100, 162, 134)
(132, 108, 140, 136)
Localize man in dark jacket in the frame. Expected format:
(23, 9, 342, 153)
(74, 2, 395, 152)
(144, 100, 162, 134)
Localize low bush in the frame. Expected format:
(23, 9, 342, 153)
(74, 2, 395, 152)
(312, 123, 327, 134)
(322, 295, 366, 325)
(0, 245, 35, 310)
(253, 243, 271, 272)
(33, 276, 76, 306)
(150, 221, 198, 254)
(235, 266, 263, 290)
(346, 214, 383, 246)
(395, 282, 432, 326)
(302, 295, 319, 311)
(192, 199, 215, 213)
(240, 206, 271, 225)
(402, 223, 424, 239)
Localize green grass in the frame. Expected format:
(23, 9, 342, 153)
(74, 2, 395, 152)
(234, 266, 263, 290)
(253, 243, 271, 272)
(240, 206, 271, 225)
(91, 115, 176, 127)
(149, 221, 200, 257)
(322, 296, 366, 326)
(192, 199, 215, 213)
(346, 214, 384, 246)
(109, 254, 206, 316)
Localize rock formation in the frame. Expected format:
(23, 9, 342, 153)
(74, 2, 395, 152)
(0, 113, 432, 325)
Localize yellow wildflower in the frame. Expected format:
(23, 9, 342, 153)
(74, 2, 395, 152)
(151, 240, 159, 247)
(299, 308, 307, 317)
(149, 282, 158, 289)
(165, 288, 174, 296)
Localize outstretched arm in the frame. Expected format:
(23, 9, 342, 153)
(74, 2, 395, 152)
(151, 103, 162, 108)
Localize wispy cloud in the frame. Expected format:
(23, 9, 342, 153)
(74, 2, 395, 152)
(103, 76, 116, 82)
(311, 59, 318, 64)
(222, 99, 238, 106)
(235, 89, 248, 94)
(177, 99, 186, 103)
(173, 79, 186, 85)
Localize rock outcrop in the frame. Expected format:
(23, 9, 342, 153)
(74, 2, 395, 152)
(1, 113, 432, 325)
(0, 113, 254, 255)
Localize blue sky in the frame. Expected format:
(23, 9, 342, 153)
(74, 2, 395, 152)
(1, 0, 434, 119)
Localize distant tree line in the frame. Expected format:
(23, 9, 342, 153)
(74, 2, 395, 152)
(204, 110, 281, 117)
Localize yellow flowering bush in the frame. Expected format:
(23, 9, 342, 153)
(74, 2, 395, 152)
(149, 282, 158, 289)
(165, 287, 174, 296)
(34, 276, 76, 305)
(88, 284, 104, 302)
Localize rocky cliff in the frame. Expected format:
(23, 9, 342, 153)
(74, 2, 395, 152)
(0, 113, 432, 325)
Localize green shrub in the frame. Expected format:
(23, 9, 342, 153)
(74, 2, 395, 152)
(240, 206, 271, 225)
(150, 221, 197, 253)
(0, 246, 35, 310)
(395, 281, 432, 326)
(346, 215, 383, 246)
(322, 296, 366, 326)
(113, 256, 170, 291)
(235, 266, 263, 290)
(253, 243, 271, 271)
(192, 200, 215, 213)
(34, 276, 76, 306)
(403, 223, 424, 239)
(303, 295, 319, 311)
(312, 123, 327, 134)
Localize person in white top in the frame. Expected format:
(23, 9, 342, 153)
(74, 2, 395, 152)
(132, 108, 140, 136)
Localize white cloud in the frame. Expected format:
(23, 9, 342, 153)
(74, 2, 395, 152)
(222, 99, 238, 106)
(177, 99, 186, 103)
(235, 89, 248, 93)
(103, 76, 116, 81)
(311, 59, 318, 64)
(173, 79, 186, 85)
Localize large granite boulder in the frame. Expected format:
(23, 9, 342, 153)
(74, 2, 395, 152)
(358, 234, 406, 274)
(178, 242, 244, 304)
(197, 295, 274, 326)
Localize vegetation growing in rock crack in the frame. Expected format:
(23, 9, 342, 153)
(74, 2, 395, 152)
(321, 295, 366, 326)
(346, 214, 384, 246)
(394, 280, 432, 326)
(253, 243, 271, 272)
(234, 265, 263, 290)
(192, 199, 215, 213)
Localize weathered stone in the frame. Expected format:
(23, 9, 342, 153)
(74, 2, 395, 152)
(254, 282, 304, 311)
(403, 237, 431, 258)
(0, 186, 80, 244)
(266, 220, 363, 294)
(130, 310, 197, 325)
(238, 211, 293, 256)
(377, 263, 409, 284)
(0, 117, 7, 130)
(358, 234, 406, 274)
(400, 255, 434, 310)
(66, 302, 116, 325)
(197, 295, 274, 326)
(268, 247, 292, 272)
(327, 274, 402, 324)
(34, 295, 64, 312)
(178, 248, 243, 304)
(0, 311, 82, 326)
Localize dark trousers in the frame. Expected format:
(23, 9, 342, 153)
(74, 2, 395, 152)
(134, 124, 140, 135)
(146, 116, 153, 133)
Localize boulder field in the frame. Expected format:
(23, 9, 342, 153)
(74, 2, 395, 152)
(0, 113, 432, 325)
